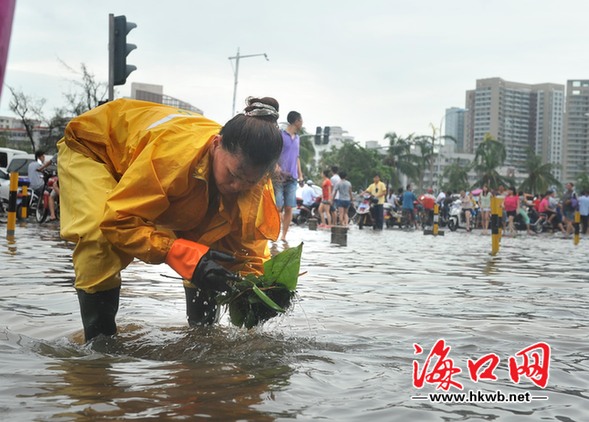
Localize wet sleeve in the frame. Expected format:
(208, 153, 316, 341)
(99, 140, 197, 264)
(216, 235, 270, 276)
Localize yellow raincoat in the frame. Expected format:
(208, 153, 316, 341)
(57, 99, 280, 293)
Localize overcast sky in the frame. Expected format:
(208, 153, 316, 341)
(1, 0, 588, 144)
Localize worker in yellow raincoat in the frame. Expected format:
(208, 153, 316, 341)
(57, 97, 283, 342)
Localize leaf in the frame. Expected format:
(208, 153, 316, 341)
(251, 284, 285, 313)
(262, 243, 303, 290)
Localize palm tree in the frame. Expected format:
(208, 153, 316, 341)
(410, 137, 435, 193)
(415, 124, 457, 188)
(443, 161, 470, 192)
(518, 150, 561, 195)
(471, 134, 509, 189)
(383, 132, 415, 189)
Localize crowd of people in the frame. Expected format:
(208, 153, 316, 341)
(390, 182, 589, 237)
(285, 170, 589, 239)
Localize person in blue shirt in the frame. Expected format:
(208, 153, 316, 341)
(401, 184, 418, 228)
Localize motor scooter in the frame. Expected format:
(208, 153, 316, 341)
(356, 194, 375, 229)
(447, 199, 476, 231)
(384, 202, 402, 228)
(292, 196, 320, 225)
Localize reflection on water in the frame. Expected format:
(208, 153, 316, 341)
(0, 222, 588, 421)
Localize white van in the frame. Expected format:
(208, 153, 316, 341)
(0, 147, 28, 171)
(0, 153, 53, 205)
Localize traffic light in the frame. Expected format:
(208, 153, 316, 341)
(112, 15, 137, 86)
(314, 126, 322, 145)
(323, 126, 330, 144)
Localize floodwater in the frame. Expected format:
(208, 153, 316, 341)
(0, 221, 588, 421)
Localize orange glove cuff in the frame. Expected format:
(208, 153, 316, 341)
(165, 239, 210, 280)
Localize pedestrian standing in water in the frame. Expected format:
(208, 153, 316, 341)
(479, 185, 492, 235)
(57, 97, 283, 342)
(318, 169, 333, 227)
(578, 190, 589, 235)
(332, 170, 353, 226)
(503, 186, 519, 237)
(273, 111, 304, 242)
(364, 174, 387, 230)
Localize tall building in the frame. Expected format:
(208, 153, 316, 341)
(562, 80, 589, 183)
(464, 78, 564, 175)
(443, 107, 465, 152)
(533, 84, 565, 181)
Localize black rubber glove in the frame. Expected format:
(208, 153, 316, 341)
(192, 250, 240, 292)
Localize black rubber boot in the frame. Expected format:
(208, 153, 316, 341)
(76, 287, 120, 342)
(184, 287, 218, 326)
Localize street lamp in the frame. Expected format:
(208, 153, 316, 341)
(228, 47, 269, 116)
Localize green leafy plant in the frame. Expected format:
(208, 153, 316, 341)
(217, 243, 303, 328)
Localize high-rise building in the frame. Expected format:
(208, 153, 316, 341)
(464, 78, 564, 175)
(533, 84, 565, 181)
(443, 107, 465, 152)
(562, 80, 589, 183)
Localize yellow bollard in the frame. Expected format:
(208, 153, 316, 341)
(574, 211, 580, 246)
(491, 196, 500, 256)
(6, 172, 18, 237)
(423, 204, 444, 236)
(21, 184, 28, 219)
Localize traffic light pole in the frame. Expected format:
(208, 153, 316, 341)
(228, 48, 269, 116)
(107, 13, 137, 101)
(108, 13, 114, 101)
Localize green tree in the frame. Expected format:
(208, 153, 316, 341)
(409, 136, 435, 193)
(518, 149, 561, 195)
(383, 132, 415, 190)
(472, 134, 510, 189)
(297, 129, 316, 179)
(443, 161, 470, 192)
(576, 173, 589, 193)
(320, 141, 387, 190)
(416, 124, 456, 189)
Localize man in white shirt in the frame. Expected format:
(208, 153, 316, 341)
(301, 180, 317, 207)
(27, 150, 46, 195)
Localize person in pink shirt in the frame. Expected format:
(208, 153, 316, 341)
(503, 186, 519, 236)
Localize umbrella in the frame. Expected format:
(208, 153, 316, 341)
(470, 188, 482, 196)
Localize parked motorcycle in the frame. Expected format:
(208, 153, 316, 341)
(384, 202, 402, 228)
(35, 173, 59, 223)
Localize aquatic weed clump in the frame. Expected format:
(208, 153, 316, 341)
(218, 243, 303, 329)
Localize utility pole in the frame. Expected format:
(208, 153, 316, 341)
(228, 48, 269, 116)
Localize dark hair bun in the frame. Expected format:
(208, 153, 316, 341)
(243, 97, 279, 121)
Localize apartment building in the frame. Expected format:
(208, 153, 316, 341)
(562, 80, 589, 182)
(464, 78, 564, 176)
